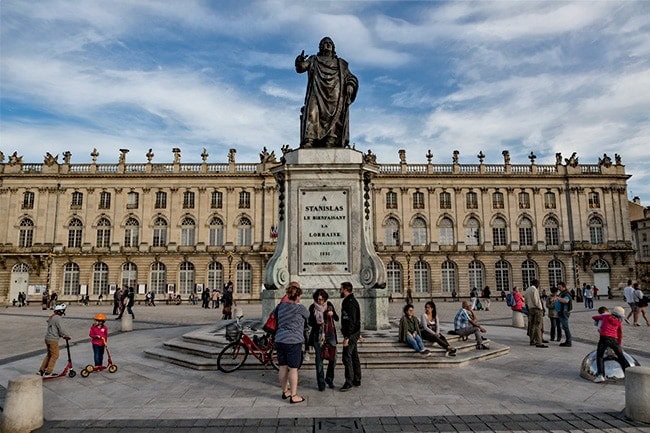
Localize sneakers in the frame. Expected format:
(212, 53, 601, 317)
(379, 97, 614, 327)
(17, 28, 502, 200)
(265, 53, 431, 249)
(593, 375, 606, 383)
(535, 344, 549, 348)
(476, 344, 489, 350)
(340, 383, 353, 392)
(559, 342, 572, 347)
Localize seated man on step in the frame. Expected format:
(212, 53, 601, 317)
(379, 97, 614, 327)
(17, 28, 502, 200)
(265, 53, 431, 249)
(453, 301, 489, 350)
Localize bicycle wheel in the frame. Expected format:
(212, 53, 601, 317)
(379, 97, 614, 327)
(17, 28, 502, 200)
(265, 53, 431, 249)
(217, 341, 249, 373)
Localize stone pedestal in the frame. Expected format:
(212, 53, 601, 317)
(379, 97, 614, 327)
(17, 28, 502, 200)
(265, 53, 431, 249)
(121, 314, 133, 332)
(263, 148, 388, 330)
(626, 367, 650, 422)
(512, 310, 526, 328)
(0, 374, 43, 433)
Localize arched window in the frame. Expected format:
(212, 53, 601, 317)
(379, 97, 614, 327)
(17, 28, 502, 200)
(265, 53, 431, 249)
(150, 262, 167, 294)
(412, 217, 427, 246)
(466, 217, 480, 245)
(468, 260, 484, 291)
(385, 217, 400, 246)
(414, 260, 429, 293)
(521, 259, 537, 288)
(439, 217, 454, 246)
(180, 217, 196, 246)
(68, 218, 83, 248)
(441, 260, 456, 293)
(207, 262, 224, 290)
(592, 259, 610, 272)
(179, 262, 195, 295)
(237, 217, 252, 246)
(19, 218, 34, 247)
(495, 260, 511, 292)
(124, 218, 140, 247)
(12, 263, 29, 273)
(92, 262, 109, 296)
(209, 217, 224, 246)
(589, 216, 604, 244)
(152, 217, 168, 247)
(548, 259, 564, 288)
(236, 261, 252, 294)
(492, 217, 507, 246)
(96, 218, 111, 248)
(386, 260, 402, 293)
(63, 262, 80, 296)
(544, 217, 559, 246)
(519, 217, 533, 246)
(121, 262, 137, 289)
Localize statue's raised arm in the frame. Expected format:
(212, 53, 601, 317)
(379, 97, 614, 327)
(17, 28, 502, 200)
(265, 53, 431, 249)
(295, 37, 358, 148)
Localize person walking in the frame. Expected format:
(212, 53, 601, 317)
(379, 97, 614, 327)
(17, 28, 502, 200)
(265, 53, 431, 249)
(38, 303, 71, 376)
(275, 282, 309, 404)
(112, 288, 120, 315)
(308, 289, 339, 391)
(221, 282, 234, 320)
(584, 284, 594, 310)
(623, 279, 637, 324)
(592, 306, 630, 383)
(633, 283, 650, 326)
(556, 281, 573, 347)
(117, 287, 135, 320)
(524, 279, 547, 348)
(482, 285, 491, 311)
(339, 281, 361, 392)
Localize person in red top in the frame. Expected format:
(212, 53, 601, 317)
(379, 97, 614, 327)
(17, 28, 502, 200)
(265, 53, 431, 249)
(592, 306, 630, 383)
(89, 313, 109, 367)
(511, 287, 526, 313)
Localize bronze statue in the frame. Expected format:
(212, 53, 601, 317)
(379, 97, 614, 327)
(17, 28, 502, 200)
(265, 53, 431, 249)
(295, 37, 358, 148)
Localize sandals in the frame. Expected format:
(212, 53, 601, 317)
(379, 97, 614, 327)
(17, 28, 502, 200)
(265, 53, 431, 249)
(282, 391, 291, 400)
(289, 395, 305, 404)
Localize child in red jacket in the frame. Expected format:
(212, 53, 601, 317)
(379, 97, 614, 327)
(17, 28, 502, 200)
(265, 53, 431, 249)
(592, 306, 630, 383)
(89, 313, 109, 367)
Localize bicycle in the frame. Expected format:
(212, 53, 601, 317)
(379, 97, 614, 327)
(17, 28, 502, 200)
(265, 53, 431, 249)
(217, 316, 279, 373)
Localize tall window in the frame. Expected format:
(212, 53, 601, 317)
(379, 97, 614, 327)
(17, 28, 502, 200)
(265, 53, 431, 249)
(211, 191, 223, 209)
(518, 191, 530, 209)
(468, 260, 484, 291)
(121, 262, 137, 289)
(150, 262, 167, 294)
(414, 260, 429, 293)
(19, 218, 34, 247)
(99, 191, 111, 209)
(544, 192, 556, 209)
(63, 262, 80, 296)
(22, 191, 35, 209)
(588, 191, 600, 208)
(180, 217, 196, 246)
(124, 218, 140, 247)
(544, 217, 559, 246)
(179, 262, 195, 295)
(92, 262, 109, 296)
(155, 191, 167, 209)
(71, 191, 83, 209)
(183, 191, 195, 209)
(466, 191, 478, 209)
(209, 217, 224, 246)
(466, 217, 480, 245)
(236, 261, 252, 294)
(548, 259, 564, 288)
(412, 191, 425, 209)
(152, 217, 168, 247)
(412, 217, 427, 246)
(439, 217, 454, 245)
(589, 216, 604, 244)
(68, 218, 83, 248)
(386, 260, 402, 293)
(207, 261, 223, 290)
(441, 260, 456, 293)
(127, 191, 139, 209)
(439, 191, 452, 209)
(492, 217, 507, 246)
(386, 191, 398, 209)
(521, 259, 537, 288)
(237, 217, 252, 246)
(96, 218, 111, 248)
(519, 217, 533, 246)
(239, 191, 250, 209)
(495, 260, 510, 292)
(385, 217, 400, 246)
(492, 191, 504, 209)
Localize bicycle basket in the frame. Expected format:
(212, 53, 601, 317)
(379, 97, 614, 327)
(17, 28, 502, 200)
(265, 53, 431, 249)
(225, 323, 241, 342)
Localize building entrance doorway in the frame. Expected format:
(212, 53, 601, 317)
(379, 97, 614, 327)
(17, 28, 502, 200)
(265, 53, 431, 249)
(10, 263, 30, 304)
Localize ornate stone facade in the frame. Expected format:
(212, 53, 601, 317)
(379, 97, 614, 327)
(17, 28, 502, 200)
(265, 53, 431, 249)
(0, 148, 635, 303)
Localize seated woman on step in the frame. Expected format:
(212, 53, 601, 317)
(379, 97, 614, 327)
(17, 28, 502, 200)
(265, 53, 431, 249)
(420, 301, 457, 356)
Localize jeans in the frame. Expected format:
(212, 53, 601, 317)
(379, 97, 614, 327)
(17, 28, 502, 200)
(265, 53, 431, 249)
(596, 336, 629, 376)
(342, 331, 361, 386)
(585, 297, 593, 309)
(406, 334, 425, 352)
(93, 344, 105, 366)
(313, 339, 336, 389)
(549, 317, 562, 341)
(559, 313, 571, 343)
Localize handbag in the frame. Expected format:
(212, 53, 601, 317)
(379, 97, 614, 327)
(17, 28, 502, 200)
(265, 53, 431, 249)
(262, 309, 277, 334)
(321, 342, 336, 361)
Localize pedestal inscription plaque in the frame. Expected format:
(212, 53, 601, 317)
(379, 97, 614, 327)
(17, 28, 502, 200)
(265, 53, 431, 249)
(300, 189, 349, 274)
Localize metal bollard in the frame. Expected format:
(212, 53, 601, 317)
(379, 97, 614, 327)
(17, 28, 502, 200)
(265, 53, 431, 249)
(0, 374, 43, 433)
(625, 366, 650, 422)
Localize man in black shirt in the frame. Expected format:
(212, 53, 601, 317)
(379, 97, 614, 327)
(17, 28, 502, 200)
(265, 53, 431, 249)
(339, 281, 361, 392)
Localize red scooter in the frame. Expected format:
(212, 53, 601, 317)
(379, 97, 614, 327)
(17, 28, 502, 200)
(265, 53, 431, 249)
(43, 338, 77, 380)
(81, 338, 118, 377)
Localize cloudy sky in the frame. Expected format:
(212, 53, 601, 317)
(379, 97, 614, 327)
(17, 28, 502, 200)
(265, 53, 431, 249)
(2, 1, 649, 201)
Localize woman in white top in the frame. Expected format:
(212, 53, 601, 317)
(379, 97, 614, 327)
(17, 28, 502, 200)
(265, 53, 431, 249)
(420, 301, 457, 356)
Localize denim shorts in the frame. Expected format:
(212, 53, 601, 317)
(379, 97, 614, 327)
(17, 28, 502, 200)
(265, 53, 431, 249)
(275, 342, 303, 369)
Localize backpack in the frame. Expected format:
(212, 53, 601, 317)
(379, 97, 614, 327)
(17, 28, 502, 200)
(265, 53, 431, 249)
(262, 309, 277, 335)
(505, 293, 515, 307)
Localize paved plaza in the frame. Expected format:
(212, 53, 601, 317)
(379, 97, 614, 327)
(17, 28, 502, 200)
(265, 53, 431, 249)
(1, 296, 649, 432)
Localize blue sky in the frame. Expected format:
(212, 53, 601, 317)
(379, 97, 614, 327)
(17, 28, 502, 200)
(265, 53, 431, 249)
(2, 1, 650, 202)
